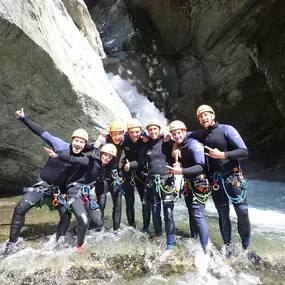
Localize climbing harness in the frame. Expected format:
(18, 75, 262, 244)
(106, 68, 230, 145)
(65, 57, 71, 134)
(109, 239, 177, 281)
(182, 176, 211, 205)
(212, 168, 247, 204)
(152, 174, 179, 202)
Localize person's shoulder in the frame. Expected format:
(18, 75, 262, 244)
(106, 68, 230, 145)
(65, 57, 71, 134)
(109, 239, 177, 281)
(187, 138, 203, 149)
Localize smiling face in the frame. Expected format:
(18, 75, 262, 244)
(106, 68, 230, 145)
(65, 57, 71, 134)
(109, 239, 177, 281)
(101, 152, 114, 165)
(110, 131, 124, 144)
(147, 125, 160, 140)
(71, 137, 86, 154)
(128, 127, 141, 143)
(198, 111, 215, 129)
(171, 129, 186, 144)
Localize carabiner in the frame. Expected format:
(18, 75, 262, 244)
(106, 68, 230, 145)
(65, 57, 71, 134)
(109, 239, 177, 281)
(82, 195, 89, 205)
(212, 182, 220, 191)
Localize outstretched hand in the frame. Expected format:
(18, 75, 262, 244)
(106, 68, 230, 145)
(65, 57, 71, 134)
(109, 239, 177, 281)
(94, 133, 105, 148)
(44, 147, 58, 159)
(15, 108, 25, 119)
(166, 164, 182, 175)
(204, 146, 227, 159)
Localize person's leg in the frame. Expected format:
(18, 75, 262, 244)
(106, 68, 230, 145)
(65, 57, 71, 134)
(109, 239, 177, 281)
(228, 183, 251, 249)
(136, 177, 151, 231)
(123, 178, 136, 227)
(84, 202, 104, 230)
(9, 191, 43, 243)
(148, 184, 162, 236)
(109, 182, 122, 231)
(212, 188, 231, 246)
(96, 179, 108, 221)
(56, 205, 72, 240)
(184, 192, 198, 239)
(70, 198, 89, 247)
(191, 202, 208, 250)
(162, 200, 175, 249)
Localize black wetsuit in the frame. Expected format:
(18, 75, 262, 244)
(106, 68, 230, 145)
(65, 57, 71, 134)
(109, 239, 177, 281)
(178, 137, 209, 250)
(95, 135, 124, 231)
(122, 133, 149, 228)
(190, 122, 251, 249)
(9, 116, 85, 243)
(136, 136, 175, 246)
(56, 152, 106, 247)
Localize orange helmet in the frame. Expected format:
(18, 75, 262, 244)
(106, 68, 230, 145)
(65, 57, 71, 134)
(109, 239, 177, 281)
(196, 105, 215, 118)
(169, 120, 186, 132)
(109, 120, 125, 133)
(127, 118, 142, 130)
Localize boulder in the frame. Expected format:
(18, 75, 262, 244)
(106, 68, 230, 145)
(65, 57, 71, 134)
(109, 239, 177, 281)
(0, 0, 131, 194)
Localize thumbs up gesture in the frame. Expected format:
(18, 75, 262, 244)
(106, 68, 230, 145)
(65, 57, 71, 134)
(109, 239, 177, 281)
(124, 159, 130, 172)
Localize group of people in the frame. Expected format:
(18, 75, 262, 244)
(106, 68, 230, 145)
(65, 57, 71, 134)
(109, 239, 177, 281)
(4, 105, 254, 260)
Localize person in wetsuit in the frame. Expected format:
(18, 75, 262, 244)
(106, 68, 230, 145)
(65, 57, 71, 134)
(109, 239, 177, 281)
(167, 120, 210, 252)
(4, 108, 89, 256)
(195, 105, 251, 256)
(45, 143, 117, 252)
(122, 118, 150, 229)
(133, 119, 176, 254)
(94, 120, 125, 232)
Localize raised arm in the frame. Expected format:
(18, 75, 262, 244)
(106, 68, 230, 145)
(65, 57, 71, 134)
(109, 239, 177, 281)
(44, 147, 89, 166)
(16, 108, 69, 151)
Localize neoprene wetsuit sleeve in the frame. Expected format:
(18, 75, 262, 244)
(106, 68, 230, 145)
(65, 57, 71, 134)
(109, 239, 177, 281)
(222, 125, 249, 160)
(20, 116, 45, 136)
(83, 143, 94, 152)
(182, 140, 205, 178)
(57, 153, 90, 166)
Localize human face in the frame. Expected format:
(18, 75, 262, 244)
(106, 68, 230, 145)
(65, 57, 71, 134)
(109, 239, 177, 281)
(171, 129, 186, 144)
(101, 152, 114, 165)
(147, 125, 160, 140)
(71, 137, 86, 154)
(110, 131, 124, 144)
(198, 112, 215, 129)
(128, 127, 141, 143)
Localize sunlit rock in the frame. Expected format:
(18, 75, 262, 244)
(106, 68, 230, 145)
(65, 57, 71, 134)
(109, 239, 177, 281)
(62, 0, 106, 58)
(0, 0, 131, 193)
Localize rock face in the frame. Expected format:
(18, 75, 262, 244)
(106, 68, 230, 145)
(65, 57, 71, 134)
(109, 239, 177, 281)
(91, 0, 285, 180)
(62, 0, 106, 58)
(0, 0, 131, 194)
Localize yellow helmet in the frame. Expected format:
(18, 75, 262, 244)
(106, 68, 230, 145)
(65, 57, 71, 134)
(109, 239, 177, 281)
(71, 129, 89, 142)
(169, 120, 186, 132)
(100, 143, 117, 157)
(196, 105, 215, 118)
(127, 118, 142, 130)
(146, 118, 161, 129)
(109, 120, 125, 133)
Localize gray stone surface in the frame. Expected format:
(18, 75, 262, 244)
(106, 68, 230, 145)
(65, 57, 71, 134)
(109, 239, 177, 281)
(0, 0, 131, 193)
(91, 0, 285, 180)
